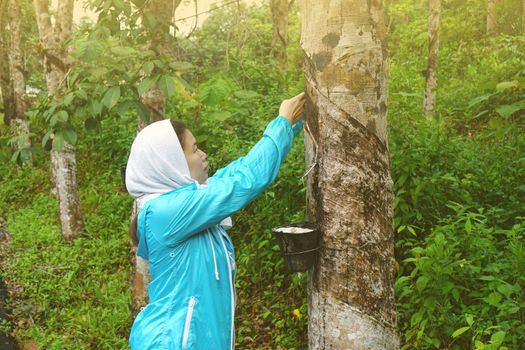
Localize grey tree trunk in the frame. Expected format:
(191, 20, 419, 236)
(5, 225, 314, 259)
(423, 0, 441, 117)
(33, 0, 83, 240)
(300, 0, 399, 348)
(270, 0, 288, 90)
(522, 0, 525, 34)
(131, 0, 182, 315)
(0, 0, 14, 127)
(487, 0, 496, 35)
(139, 0, 181, 124)
(8, 0, 32, 162)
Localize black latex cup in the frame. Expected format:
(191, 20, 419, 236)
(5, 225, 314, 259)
(272, 222, 319, 272)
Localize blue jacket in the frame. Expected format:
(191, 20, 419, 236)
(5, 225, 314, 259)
(129, 116, 303, 349)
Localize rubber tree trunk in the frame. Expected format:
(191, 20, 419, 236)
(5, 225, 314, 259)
(522, 0, 525, 34)
(270, 0, 288, 90)
(139, 0, 182, 125)
(0, 0, 14, 127)
(131, 0, 182, 316)
(300, 0, 399, 348)
(423, 0, 441, 118)
(8, 0, 32, 162)
(486, 0, 496, 35)
(33, 0, 83, 240)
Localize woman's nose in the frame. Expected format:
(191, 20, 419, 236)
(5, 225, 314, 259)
(200, 150, 207, 160)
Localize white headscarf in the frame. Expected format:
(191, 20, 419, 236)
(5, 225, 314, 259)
(126, 119, 232, 228)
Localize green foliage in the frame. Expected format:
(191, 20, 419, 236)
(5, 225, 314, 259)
(396, 206, 525, 349)
(3, 192, 131, 349)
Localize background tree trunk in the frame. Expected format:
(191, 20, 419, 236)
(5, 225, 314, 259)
(8, 0, 32, 162)
(0, 0, 14, 127)
(33, 0, 83, 240)
(270, 0, 288, 90)
(423, 0, 441, 117)
(487, 0, 496, 35)
(139, 0, 181, 124)
(131, 0, 182, 316)
(522, 0, 525, 34)
(300, 0, 399, 348)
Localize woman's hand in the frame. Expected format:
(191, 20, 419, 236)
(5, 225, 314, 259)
(279, 92, 306, 125)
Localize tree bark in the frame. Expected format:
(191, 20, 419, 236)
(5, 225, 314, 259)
(522, 0, 525, 34)
(139, 0, 181, 123)
(131, 0, 182, 315)
(0, 0, 14, 127)
(300, 0, 399, 348)
(423, 0, 440, 117)
(270, 0, 288, 90)
(486, 0, 496, 35)
(8, 0, 32, 162)
(33, 0, 83, 240)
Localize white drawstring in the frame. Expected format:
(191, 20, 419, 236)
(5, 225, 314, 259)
(207, 229, 220, 281)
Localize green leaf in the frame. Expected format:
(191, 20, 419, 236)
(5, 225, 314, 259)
(76, 89, 88, 100)
(175, 75, 194, 92)
(465, 218, 472, 234)
(452, 326, 470, 338)
(495, 103, 523, 118)
(198, 79, 232, 106)
(91, 100, 103, 116)
(10, 149, 21, 163)
(496, 283, 514, 298)
(209, 111, 231, 122)
(137, 76, 158, 96)
(42, 130, 53, 148)
(468, 94, 493, 108)
(490, 331, 505, 344)
(63, 93, 75, 106)
(143, 62, 155, 75)
(183, 100, 199, 110)
(495, 80, 518, 92)
(466, 314, 474, 326)
(53, 132, 65, 151)
(135, 101, 150, 123)
(115, 101, 135, 117)
(474, 340, 485, 349)
(57, 110, 68, 122)
(50, 111, 68, 126)
(63, 128, 77, 145)
(103, 86, 121, 109)
(110, 46, 136, 56)
(158, 75, 176, 98)
(416, 275, 429, 292)
(170, 61, 194, 71)
(479, 275, 495, 281)
(452, 288, 460, 302)
(233, 89, 259, 99)
(484, 292, 502, 305)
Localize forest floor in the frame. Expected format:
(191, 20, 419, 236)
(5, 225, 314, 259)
(0, 229, 19, 350)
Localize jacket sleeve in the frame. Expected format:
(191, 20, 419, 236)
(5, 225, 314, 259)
(145, 115, 300, 247)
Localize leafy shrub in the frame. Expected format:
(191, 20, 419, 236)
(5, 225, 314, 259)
(396, 205, 525, 349)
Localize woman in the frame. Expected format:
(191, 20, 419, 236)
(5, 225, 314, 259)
(125, 92, 306, 349)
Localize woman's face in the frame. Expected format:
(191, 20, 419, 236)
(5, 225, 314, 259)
(182, 130, 208, 184)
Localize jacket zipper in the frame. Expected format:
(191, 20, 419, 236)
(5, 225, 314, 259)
(207, 229, 220, 280)
(218, 231, 235, 349)
(182, 296, 196, 349)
